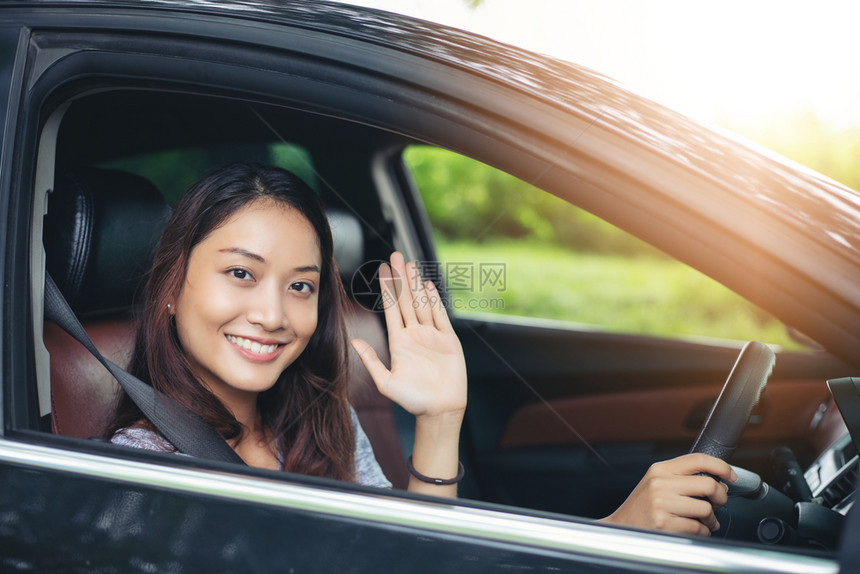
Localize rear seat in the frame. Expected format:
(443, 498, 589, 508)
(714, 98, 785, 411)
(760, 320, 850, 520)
(43, 167, 408, 488)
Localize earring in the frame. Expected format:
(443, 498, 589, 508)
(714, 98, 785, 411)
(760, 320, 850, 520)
(167, 303, 172, 310)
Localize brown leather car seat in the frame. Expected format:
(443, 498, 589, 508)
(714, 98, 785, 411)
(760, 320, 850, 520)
(44, 167, 171, 439)
(43, 167, 408, 488)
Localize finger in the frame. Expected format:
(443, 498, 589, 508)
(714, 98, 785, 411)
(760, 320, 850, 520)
(662, 516, 713, 537)
(425, 280, 454, 333)
(708, 479, 729, 508)
(378, 263, 404, 332)
(691, 453, 738, 483)
(636, 501, 714, 536)
(350, 339, 392, 392)
(699, 509, 720, 533)
(659, 492, 719, 531)
(666, 474, 729, 507)
(389, 252, 418, 326)
(407, 261, 434, 325)
(670, 494, 720, 527)
(670, 473, 724, 496)
(665, 453, 738, 483)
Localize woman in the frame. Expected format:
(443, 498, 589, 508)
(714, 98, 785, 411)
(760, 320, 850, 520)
(107, 162, 734, 531)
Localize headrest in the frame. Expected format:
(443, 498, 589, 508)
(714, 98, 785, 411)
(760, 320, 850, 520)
(44, 167, 171, 317)
(327, 207, 365, 280)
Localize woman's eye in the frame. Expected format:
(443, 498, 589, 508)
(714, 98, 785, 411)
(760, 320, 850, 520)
(229, 268, 251, 280)
(290, 281, 315, 294)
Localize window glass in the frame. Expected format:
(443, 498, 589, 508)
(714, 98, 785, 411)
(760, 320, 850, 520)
(100, 142, 316, 205)
(403, 145, 804, 350)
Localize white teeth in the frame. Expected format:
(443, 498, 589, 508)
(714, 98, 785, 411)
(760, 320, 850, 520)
(227, 335, 278, 355)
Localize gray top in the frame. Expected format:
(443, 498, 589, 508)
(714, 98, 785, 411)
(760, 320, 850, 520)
(111, 408, 392, 489)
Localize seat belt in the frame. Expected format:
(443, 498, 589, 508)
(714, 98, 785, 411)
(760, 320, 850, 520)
(44, 273, 245, 465)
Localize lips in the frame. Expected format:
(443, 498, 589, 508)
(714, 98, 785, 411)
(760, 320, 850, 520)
(226, 334, 282, 358)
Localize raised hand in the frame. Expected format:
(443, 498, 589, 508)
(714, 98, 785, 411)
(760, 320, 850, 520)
(350, 252, 467, 419)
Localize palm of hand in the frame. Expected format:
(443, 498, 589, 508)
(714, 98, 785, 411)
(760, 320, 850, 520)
(383, 321, 467, 417)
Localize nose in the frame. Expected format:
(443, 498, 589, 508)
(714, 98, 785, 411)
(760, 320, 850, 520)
(246, 283, 287, 331)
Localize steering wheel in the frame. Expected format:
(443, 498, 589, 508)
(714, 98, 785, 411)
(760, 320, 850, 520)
(688, 342, 845, 549)
(689, 341, 776, 540)
(690, 341, 775, 460)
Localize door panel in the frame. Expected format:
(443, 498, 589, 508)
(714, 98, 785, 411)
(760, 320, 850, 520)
(498, 379, 831, 448)
(453, 316, 852, 518)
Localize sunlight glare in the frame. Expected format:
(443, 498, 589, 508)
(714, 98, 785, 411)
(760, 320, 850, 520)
(344, 0, 860, 130)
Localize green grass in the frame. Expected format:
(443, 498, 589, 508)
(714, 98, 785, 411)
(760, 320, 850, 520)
(435, 238, 804, 350)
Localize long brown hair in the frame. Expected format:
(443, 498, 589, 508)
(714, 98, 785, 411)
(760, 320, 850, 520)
(105, 162, 355, 480)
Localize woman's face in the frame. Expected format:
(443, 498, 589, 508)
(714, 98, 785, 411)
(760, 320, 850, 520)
(172, 199, 322, 403)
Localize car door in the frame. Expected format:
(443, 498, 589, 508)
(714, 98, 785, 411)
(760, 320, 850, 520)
(0, 3, 852, 572)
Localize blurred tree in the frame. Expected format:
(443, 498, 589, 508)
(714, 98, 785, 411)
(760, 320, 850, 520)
(724, 109, 860, 194)
(404, 146, 664, 257)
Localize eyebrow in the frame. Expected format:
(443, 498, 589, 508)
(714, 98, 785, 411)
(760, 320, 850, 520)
(220, 247, 265, 263)
(296, 265, 322, 274)
(219, 247, 321, 273)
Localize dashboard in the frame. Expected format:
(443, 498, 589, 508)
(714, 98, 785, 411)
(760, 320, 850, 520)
(805, 377, 860, 515)
(717, 377, 856, 549)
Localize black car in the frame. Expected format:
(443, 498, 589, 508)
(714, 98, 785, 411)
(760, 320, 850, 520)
(1, 1, 858, 571)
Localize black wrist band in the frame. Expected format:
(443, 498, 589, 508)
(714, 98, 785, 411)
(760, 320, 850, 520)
(406, 455, 465, 485)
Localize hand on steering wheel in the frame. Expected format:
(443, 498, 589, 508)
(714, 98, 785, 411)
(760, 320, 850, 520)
(601, 342, 774, 536)
(600, 453, 737, 535)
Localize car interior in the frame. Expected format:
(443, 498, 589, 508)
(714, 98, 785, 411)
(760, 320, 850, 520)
(27, 79, 858, 552)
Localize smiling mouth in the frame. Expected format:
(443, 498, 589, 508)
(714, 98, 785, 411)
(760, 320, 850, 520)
(226, 335, 281, 355)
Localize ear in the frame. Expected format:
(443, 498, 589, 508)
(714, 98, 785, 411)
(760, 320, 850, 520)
(167, 302, 176, 315)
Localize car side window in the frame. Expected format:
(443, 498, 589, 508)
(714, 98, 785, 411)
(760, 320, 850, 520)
(403, 145, 802, 349)
(100, 142, 316, 204)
